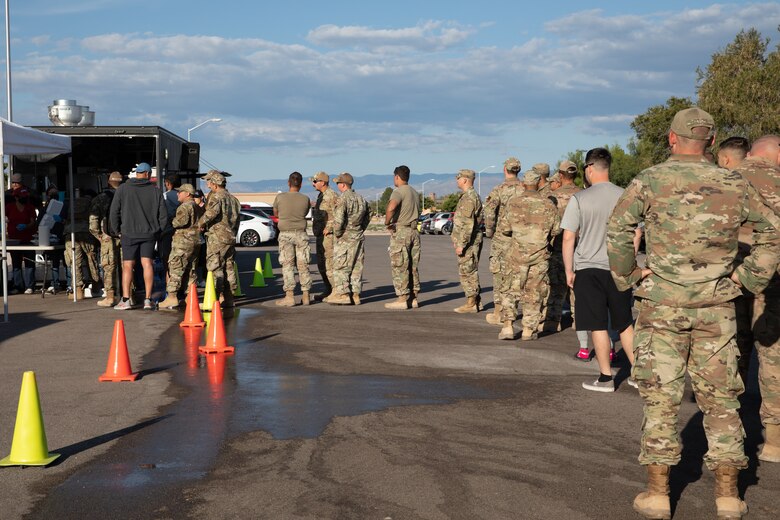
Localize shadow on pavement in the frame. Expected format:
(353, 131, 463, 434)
(0, 311, 64, 342)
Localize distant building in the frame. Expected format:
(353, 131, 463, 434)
(232, 192, 278, 207)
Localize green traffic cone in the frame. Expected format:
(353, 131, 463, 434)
(250, 258, 266, 288)
(263, 252, 275, 279)
(233, 263, 245, 297)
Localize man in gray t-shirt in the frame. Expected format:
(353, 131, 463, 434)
(561, 148, 635, 393)
(273, 172, 312, 306)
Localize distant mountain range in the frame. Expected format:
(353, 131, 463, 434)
(229, 172, 509, 201)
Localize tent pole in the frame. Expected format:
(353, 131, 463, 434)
(68, 155, 77, 302)
(1, 154, 7, 322)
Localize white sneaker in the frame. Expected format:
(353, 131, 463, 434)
(24, 288, 34, 295)
(582, 378, 615, 393)
(46, 286, 55, 294)
(627, 378, 639, 389)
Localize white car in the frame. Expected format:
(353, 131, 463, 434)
(237, 210, 276, 246)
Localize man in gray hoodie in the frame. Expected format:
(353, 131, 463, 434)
(109, 162, 168, 310)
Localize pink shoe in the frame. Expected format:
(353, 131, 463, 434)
(609, 348, 617, 363)
(575, 348, 590, 362)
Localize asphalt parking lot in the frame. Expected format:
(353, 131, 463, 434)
(0, 234, 778, 519)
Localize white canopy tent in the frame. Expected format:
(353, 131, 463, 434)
(0, 118, 73, 321)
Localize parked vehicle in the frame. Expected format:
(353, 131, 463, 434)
(417, 213, 432, 232)
(237, 210, 276, 246)
(241, 205, 279, 234)
(429, 212, 454, 234)
(441, 217, 454, 235)
(420, 214, 435, 234)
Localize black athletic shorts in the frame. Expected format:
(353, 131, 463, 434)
(121, 236, 157, 261)
(573, 268, 634, 332)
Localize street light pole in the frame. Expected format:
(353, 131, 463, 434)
(477, 165, 496, 197)
(421, 179, 434, 212)
(187, 117, 222, 142)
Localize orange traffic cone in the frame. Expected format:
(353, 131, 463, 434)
(183, 327, 202, 374)
(198, 302, 235, 354)
(0, 371, 60, 466)
(180, 283, 206, 328)
(99, 320, 139, 382)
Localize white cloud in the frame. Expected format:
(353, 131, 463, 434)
(307, 20, 475, 51)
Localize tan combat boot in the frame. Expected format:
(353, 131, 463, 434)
(158, 293, 180, 310)
(714, 465, 747, 519)
(498, 320, 515, 340)
(97, 289, 117, 308)
(454, 296, 478, 314)
(352, 293, 361, 305)
(327, 293, 352, 305)
(521, 327, 538, 341)
(301, 291, 310, 306)
(759, 423, 780, 462)
(75, 286, 85, 301)
(276, 291, 296, 307)
(385, 295, 410, 310)
(410, 293, 419, 308)
(486, 304, 503, 325)
(633, 464, 671, 520)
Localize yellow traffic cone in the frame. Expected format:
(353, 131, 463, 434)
(250, 258, 266, 288)
(263, 252, 274, 278)
(0, 371, 60, 466)
(201, 271, 217, 311)
(233, 263, 245, 297)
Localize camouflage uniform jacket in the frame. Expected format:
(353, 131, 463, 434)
(483, 178, 522, 239)
(64, 196, 92, 234)
(229, 193, 242, 236)
(172, 201, 205, 245)
(505, 190, 560, 266)
(312, 187, 338, 237)
(332, 189, 369, 239)
(549, 183, 581, 251)
(607, 154, 780, 307)
(538, 182, 552, 196)
(89, 188, 116, 238)
(198, 189, 239, 245)
(452, 187, 483, 250)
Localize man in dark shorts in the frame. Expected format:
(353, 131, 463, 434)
(561, 147, 635, 392)
(109, 162, 168, 310)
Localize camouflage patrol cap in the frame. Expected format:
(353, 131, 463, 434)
(310, 171, 329, 183)
(108, 171, 123, 182)
(456, 169, 475, 180)
(176, 183, 196, 195)
(532, 163, 550, 177)
(504, 157, 521, 173)
(522, 169, 541, 185)
(549, 172, 561, 183)
(670, 107, 715, 140)
(333, 172, 354, 185)
(204, 169, 226, 186)
(558, 160, 578, 173)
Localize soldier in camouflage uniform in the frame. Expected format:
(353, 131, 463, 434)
(384, 165, 421, 310)
(607, 109, 780, 519)
(311, 171, 338, 300)
(223, 180, 242, 299)
(483, 157, 523, 325)
(500, 169, 560, 341)
(544, 161, 581, 331)
(65, 193, 100, 300)
(451, 169, 483, 313)
(197, 171, 240, 309)
(89, 171, 122, 307)
(159, 184, 205, 309)
(732, 134, 780, 464)
(534, 163, 551, 196)
(274, 172, 313, 306)
(326, 173, 370, 305)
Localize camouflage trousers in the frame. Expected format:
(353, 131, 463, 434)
(501, 261, 549, 331)
(734, 293, 755, 382)
(98, 236, 120, 295)
(64, 232, 100, 289)
(388, 226, 420, 297)
(632, 299, 747, 470)
(545, 251, 573, 324)
(166, 241, 199, 295)
(316, 233, 335, 293)
(333, 236, 364, 296)
(753, 292, 780, 426)
(278, 230, 312, 292)
(489, 237, 511, 307)
(206, 238, 235, 299)
(457, 240, 482, 298)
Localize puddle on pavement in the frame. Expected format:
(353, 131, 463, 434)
(30, 307, 494, 515)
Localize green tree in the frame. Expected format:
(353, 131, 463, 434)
(439, 193, 460, 212)
(697, 27, 780, 143)
(629, 96, 693, 168)
(606, 143, 642, 188)
(376, 187, 393, 215)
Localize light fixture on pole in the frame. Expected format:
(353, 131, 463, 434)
(421, 179, 434, 212)
(477, 165, 496, 197)
(187, 117, 222, 142)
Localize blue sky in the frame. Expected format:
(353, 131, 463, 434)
(5, 1, 780, 182)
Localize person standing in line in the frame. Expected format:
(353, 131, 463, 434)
(608, 109, 780, 519)
(311, 171, 338, 301)
(222, 174, 243, 301)
(384, 165, 421, 310)
(327, 173, 370, 305)
(482, 157, 523, 325)
(732, 134, 780, 464)
(561, 147, 636, 392)
(273, 172, 312, 307)
(5, 187, 37, 294)
(451, 169, 483, 313)
(89, 171, 122, 307)
(534, 163, 552, 196)
(109, 162, 168, 310)
(159, 173, 181, 281)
